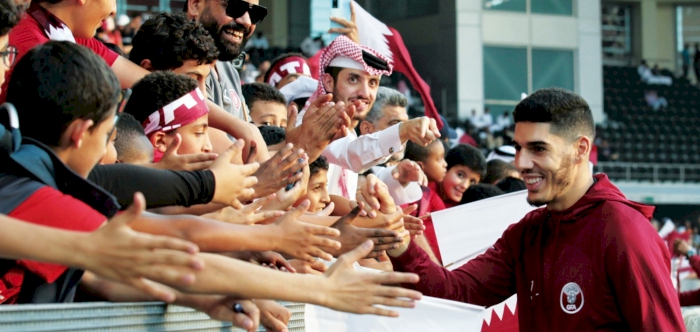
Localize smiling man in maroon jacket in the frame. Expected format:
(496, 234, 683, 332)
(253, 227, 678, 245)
(388, 87, 685, 331)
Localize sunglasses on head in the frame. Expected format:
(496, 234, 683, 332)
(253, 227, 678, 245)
(226, 0, 267, 24)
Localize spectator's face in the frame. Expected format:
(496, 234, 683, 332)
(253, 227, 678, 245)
(99, 129, 118, 164)
(250, 101, 287, 127)
(276, 73, 300, 89)
(299, 170, 330, 213)
(79, 0, 117, 39)
(172, 60, 212, 97)
(376, 105, 408, 131)
(441, 165, 480, 203)
(156, 114, 212, 155)
(417, 140, 447, 183)
(71, 110, 118, 178)
(359, 105, 408, 135)
(198, 0, 258, 61)
(324, 68, 380, 122)
(513, 122, 576, 208)
(0, 35, 9, 93)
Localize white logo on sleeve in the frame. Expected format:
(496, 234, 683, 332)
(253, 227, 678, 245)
(560, 282, 584, 314)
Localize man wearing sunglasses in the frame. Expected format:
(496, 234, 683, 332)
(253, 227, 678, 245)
(185, 0, 266, 122)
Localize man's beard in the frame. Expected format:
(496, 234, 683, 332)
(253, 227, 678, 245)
(331, 86, 371, 122)
(200, 13, 251, 62)
(526, 155, 574, 207)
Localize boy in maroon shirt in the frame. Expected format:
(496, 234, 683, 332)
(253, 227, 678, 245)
(429, 143, 486, 209)
(389, 87, 684, 331)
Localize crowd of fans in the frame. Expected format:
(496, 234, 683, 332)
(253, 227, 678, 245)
(0, 0, 694, 331)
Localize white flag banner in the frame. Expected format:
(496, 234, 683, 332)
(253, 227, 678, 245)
(304, 295, 484, 332)
(431, 190, 537, 269)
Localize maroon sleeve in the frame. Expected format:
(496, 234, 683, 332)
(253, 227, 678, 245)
(680, 289, 700, 306)
(603, 202, 685, 331)
(390, 223, 519, 307)
(689, 255, 700, 275)
(8, 187, 106, 283)
(76, 37, 119, 66)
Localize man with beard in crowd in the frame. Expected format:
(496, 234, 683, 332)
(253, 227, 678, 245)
(301, 36, 440, 216)
(387, 88, 683, 331)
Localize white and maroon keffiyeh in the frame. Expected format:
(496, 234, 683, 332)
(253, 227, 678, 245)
(306, 35, 393, 108)
(266, 56, 311, 86)
(28, 3, 76, 43)
(142, 88, 209, 137)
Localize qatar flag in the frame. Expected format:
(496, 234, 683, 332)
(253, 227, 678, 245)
(309, 1, 443, 129)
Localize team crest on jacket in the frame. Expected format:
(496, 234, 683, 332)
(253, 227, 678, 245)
(560, 282, 584, 314)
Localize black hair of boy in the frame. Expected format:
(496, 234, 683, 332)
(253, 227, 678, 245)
(258, 125, 286, 146)
(129, 12, 219, 70)
(263, 52, 307, 84)
(124, 71, 199, 124)
(482, 159, 517, 185)
(114, 112, 147, 161)
(241, 83, 287, 111)
(0, 0, 23, 35)
(404, 140, 432, 163)
(309, 155, 329, 177)
(513, 87, 595, 142)
(7, 41, 120, 146)
(445, 144, 487, 178)
(496, 177, 527, 193)
(460, 183, 505, 204)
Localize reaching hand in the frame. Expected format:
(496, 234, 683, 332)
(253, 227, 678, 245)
(261, 166, 310, 212)
(355, 174, 381, 218)
(288, 259, 327, 276)
(269, 200, 341, 263)
(393, 160, 428, 187)
(321, 240, 422, 317)
(312, 202, 335, 216)
(209, 139, 260, 207)
(77, 192, 204, 303)
(256, 299, 292, 332)
(328, 207, 405, 259)
(398, 117, 441, 146)
(674, 239, 692, 256)
(239, 251, 296, 273)
(214, 195, 284, 225)
(400, 205, 425, 238)
(285, 94, 353, 161)
(155, 133, 218, 171)
(252, 144, 308, 198)
(192, 296, 260, 332)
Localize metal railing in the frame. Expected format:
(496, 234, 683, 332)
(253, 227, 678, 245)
(595, 162, 700, 183)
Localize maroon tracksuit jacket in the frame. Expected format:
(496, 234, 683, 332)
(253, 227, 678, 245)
(391, 174, 684, 331)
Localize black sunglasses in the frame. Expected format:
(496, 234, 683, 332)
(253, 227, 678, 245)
(226, 0, 267, 24)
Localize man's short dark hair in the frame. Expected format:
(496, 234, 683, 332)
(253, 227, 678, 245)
(325, 66, 344, 83)
(241, 83, 286, 110)
(129, 13, 219, 70)
(258, 125, 286, 146)
(482, 159, 517, 185)
(309, 155, 329, 177)
(114, 112, 147, 161)
(513, 87, 595, 141)
(7, 41, 120, 147)
(124, 71, 199, 124)
(460, 184, 505, 204)
(495, 177, 527, 193)
(264, 52, 307, 84)
(0, 0, 23, 36)
(445, 144, 486, 178)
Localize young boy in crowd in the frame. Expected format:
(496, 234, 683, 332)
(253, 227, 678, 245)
(124, 71, 212, 162)
(114, 112, 154, 164)
(241, 83, 288, 128)
(430, 144, 486, 208)
(403, 140, 448, 264)
(294, 156, 332, 214)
